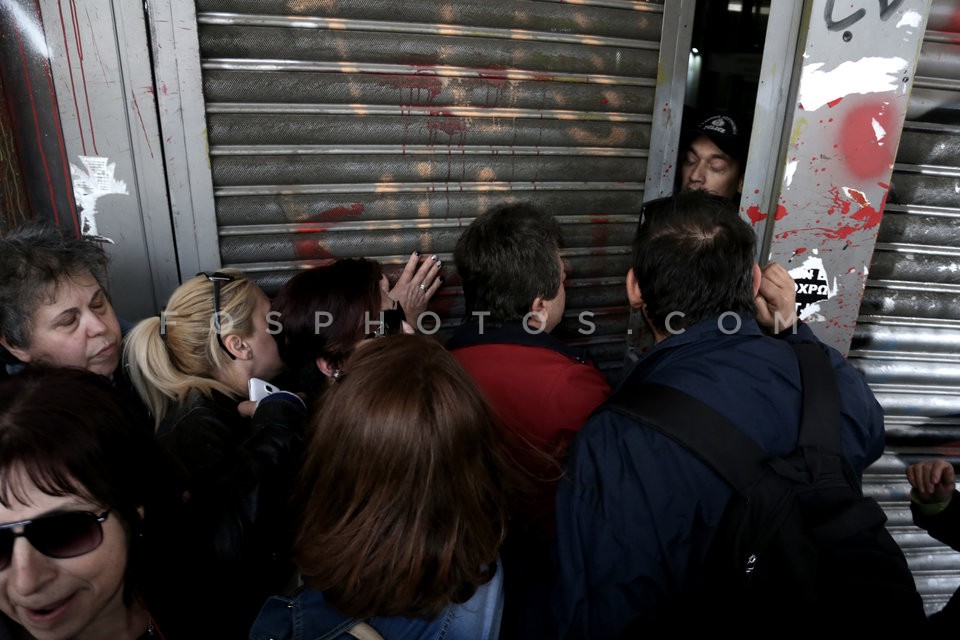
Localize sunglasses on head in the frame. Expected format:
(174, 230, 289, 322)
(366, 303, 407, 339)
(197, 271, 237, 360)
(0, 510, 110, 571)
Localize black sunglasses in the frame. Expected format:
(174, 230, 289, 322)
(0, 510, 110, 571)
(197, 271, 237, 360)
(366, 303, 407, 339)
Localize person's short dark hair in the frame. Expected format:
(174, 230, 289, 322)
(0, 220, 109, 353)
(454, 203, 563, 325)
(0, 366, 174, 605)
(271, 259, 383, 386)
(631, 190, 757, 332)
(683, 111, 750, 170)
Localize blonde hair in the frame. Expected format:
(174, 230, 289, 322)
(123, 270, 262, 426)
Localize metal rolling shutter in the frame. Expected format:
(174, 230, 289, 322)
(851, 0, 960, 614)
(194, 0, 668, 379)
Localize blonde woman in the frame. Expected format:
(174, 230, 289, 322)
(124, 270, 305, 639)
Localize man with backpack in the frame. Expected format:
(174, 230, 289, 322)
(553, 190, 925, 637)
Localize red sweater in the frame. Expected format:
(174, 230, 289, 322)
(448, 323, 611, 539)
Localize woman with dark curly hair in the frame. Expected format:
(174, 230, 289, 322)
(271, 255, 439, 402)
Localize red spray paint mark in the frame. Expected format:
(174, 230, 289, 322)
(746, 205, 768, 225)
(427, 111, 468, 142)
(40, 0, 80, 232)
(17, 6, 61, 228)
(69, 0, 98, 155)
(477, 70, 509, 105)
(292, 237, 333, 261)
(839, 101, 897, 179)
(845, 188, 868, 208)
(850, 204, 882, 228)
(947, 8, 960, 33)
(56, 0, 85, 154)
(776, 184, 885, 241)
(315, 203, 364, 223)
(131, 91, 154, 158)
(826, 185, 852, 216)
(795, 247, 807, 256)
(773, 205, 788, 220)
(385, 74, 443, 104)
(827, 97, 843, 108)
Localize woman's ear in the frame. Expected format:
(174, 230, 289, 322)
(223, 334, 250, 360)
(0, 337, 31, 363)
(315, 357, 338, 378)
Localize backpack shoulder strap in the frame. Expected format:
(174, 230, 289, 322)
(604, 342, 841, 493)
(604, 381, 766, 495)
(790, 342, 841, 453)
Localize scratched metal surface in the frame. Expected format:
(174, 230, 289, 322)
(848, 0, 960, 616)
(192, 0, 668, 379)
(0, 72, 31, 232)
(30, 0, 181, 318)
(0, 0, 77, 234)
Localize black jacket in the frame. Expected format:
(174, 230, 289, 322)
(156, 388, 306, 639)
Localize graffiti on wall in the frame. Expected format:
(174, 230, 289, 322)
(760, 0, 929, 352)
(788, 251, 840, 322)
(823, 0, 907, 34)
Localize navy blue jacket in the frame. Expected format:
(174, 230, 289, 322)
(553, 317, 885, 638)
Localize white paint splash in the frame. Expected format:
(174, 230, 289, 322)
(798, 57, 907, 111)
(788, 251, 839, 322)
(896, 11, 922, 28)
(785, 159, 799, 187)
(0, 0, 50, 58)
(871, 117, 887, 141)
(69, 156, 128, 238)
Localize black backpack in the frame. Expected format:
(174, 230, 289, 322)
(607, 342, 926, 629)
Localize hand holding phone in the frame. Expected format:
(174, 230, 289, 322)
(248, 378, 279, 403)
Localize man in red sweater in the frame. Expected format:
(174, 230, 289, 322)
(448, 203, 610, 638)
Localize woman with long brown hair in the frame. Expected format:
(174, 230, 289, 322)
(251, 334, 508, 640)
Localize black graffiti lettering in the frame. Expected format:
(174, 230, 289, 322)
(797, 283, 830, 296)
(824, 0, 865, 31)
(879, 0, 906, 20)
(824, 0, 907, 31)
(794, 268, 831, 316)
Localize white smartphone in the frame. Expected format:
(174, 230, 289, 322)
(248, 378, 278, 403)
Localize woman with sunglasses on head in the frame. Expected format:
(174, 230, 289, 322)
(123, 269, 306, 639)
(271, 257, 426, 403)
(0, 367, 181, 640)
(251, 334, 509, 640)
